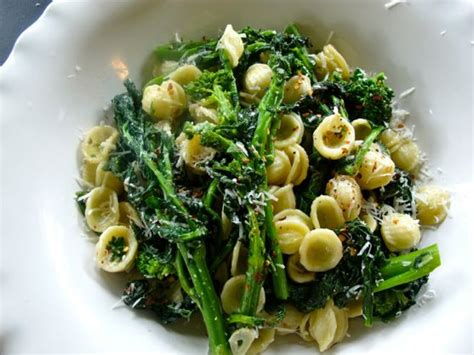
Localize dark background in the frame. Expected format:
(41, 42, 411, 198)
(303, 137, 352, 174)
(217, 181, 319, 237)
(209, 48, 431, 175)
(0, 0, 52, 65)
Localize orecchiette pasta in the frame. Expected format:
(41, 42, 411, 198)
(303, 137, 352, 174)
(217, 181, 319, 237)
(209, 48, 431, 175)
(221, 210, 232, 240)
(266, 149, 291, 185)
(269, 184, 296, 214)
(218, 24, 244, 68)
(273, 209, 312, 229)
(287, 252, 316, 283)
(310, 195, 345, 230)
(95, 225, 138, 272)
(299, 229, 343, 272)
(346, 298, 363, 318)
(381, 213, 421, 252)
(415, 185, 450, 225)
(230, 241, 248, 276)
(283, 74, 312, 103)
(168, 64, 202, 85)
(308, 299, 338, 352)
(188, 103, 219, 125)
(313, 113, 355, 160)
(379, 128, 404, 154)
(274, 113, 304, 149)
(283, 144, 309, 185)
(360, 212, 377, 233)
(276, 304, 305, 335)
(298, 313, 313, 342)
(390, 140, 421, 173)
(81, 125, 119, 164)
(243, 63, 273, 98)
(332, 304, 349, 345)
(355, 143, 395, 190)
(274, 217, 310, 254)
(220, 275, 265, 314)
(247, 328, 276, 355)
(85, 186, 120, 232)
(229, 328, 258, 355)
(315, 44, 350, 80)
(118, 202, 143, 227)
(351, 118, 372, 140)
(326, 175, 362, 221)
(96, 161, 123, 194)
(82, 160, 98, 186)
(176, 133, 217, 174)
(159, 60, 179, 76)
(142, 80, 187, 121)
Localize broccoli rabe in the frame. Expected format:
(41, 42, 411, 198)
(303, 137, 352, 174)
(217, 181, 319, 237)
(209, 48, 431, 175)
(335, 68, 394, 125)
(136, 244, 176, 279)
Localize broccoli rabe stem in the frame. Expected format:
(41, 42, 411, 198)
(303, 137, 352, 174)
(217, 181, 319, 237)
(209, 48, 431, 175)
(119, 127, 230, 354)
(177, 242, 230, 355)
(240, 206, 266, 315)
(339, 125, 384, 176)
(375, 244, 441, 293)
(244, 54, 289, 301)
(283, 24, 316, 82)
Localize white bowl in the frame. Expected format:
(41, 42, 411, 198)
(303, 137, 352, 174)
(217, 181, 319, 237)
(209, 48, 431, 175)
(0, 1, 472, 353)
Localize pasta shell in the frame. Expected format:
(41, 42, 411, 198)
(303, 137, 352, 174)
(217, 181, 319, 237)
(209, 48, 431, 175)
(415, 185, 451, 225)
(81, 125, 119, 164)
(313, 113, 355, 160)
(142, 80, 187, 121)
(247, 328, 276, 355)
(287, 253, 316, 283)
(310, 195, 345, 230)
(220, 275, 265, 314)
(95, 160, 123, 195)
(218, 24, 244, 68)
(168, 64, 202, 85)
(355, 143, 395, 190)
(274, 113, 304, 149)
(230, 241, 248, 276)
(299, 229, 343, 272)
(176, 132, 216, 175)
(351, 118, 372, 140)
(381, 213, 421, 252)
(269, 184, 296, 214)
(284, 144, 309, 186)
(326, 175, 362, 221)
(85, 186, 120, 232)
(118, 202, 143, 228)
(274, 219, 310, 254)
(95, 225, 138, 272)
(229, 328, 258, 355)
(309, 300, 337, 352)
(315, 44, 350, 80)
(283, 74, 312, 103)
(266, 149, 291, 185)
(243, 63, 273, 98)
(273, 209, 312, 229)
(276, 304, 305, 335)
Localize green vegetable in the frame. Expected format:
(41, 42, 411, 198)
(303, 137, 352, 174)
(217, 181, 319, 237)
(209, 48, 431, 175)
(337, 125, 384, 176)
(373, 277, 427, 322)
(122, 279, 196, 324)
(107, 236, 127, 262)
(108, 80, 230, 355)
(136, 244, 176, 280)
(288, 220, 441, 326)
(335, 68, 394, 125)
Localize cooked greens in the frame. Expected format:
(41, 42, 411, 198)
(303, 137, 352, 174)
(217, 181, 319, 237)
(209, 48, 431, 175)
(76, 24, 447, 354)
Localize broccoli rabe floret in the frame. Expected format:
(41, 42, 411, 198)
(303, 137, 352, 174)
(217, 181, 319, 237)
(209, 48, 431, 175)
(136, 244, 176, 279)
(337, 68, 394, 125)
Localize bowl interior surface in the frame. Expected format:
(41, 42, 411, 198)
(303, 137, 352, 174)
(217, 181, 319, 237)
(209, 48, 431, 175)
(0, 1, 472, 353)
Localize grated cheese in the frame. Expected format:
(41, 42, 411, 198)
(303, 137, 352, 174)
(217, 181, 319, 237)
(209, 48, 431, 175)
(385, 0, 408, 10)
(440, 30, 447, 36)
(399, 87, 416, 99)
